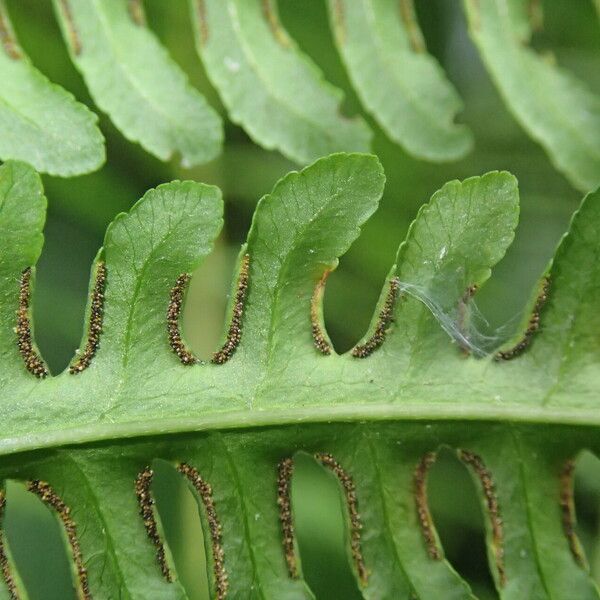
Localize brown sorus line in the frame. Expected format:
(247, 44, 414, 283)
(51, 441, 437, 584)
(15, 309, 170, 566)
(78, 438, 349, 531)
(16, 268, 48, 378)
(413, 452, 442, 560)
(399, 0, 426, 53)
(261, 0, 289, 47)
(315, 453, 367, 585)
(167, 273, 198, 366)
(0, 5, 20, 60)
(352, 277, 400, 358)
(495, 276, 550, 361)
(135, 468, 172, 581)
(194, 0, 209, 46)
(57, 0, 82, 55)
(466, 0, 482, 31)
(331, 0, 345, 44)
(212, 254, 250, 365)
(27, 480, 91, 599)
(177, 463, 228, 599)
(528, 0, 544, 31)
(277, 458, 298, 578)
(70, 262, 107, 374)
(0, 492, 19, 600)
(311, 271, 332, 355)
(559, 459, 586, 567)
(128, 0, 146, 26)
(459, 450, 506, 586)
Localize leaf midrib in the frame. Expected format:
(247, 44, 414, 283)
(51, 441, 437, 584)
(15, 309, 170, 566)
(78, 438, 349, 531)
(1, 401, 599, 460)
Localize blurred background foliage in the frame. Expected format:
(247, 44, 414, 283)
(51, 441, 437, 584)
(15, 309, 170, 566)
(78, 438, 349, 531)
(1, 0, 599, 598)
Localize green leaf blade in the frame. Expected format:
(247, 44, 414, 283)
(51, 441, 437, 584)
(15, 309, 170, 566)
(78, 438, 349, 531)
(0, 161, 46, 388)
(89, 180, 224, 406)
(53, 0, 223, 167)
(504, 188, 600, 406)
(189, 0, 372, 164)
(15, 449, 190, 599)
(470, 429, 599, 599)
(236, 153, 384, 396)
(463, 0, 600, 192)
(322, 426, 475, 599)
(328, 0, 473, 162)
(0, 156, 600, 597)
(0, 3, 105, 176)
(350, 171, 519, 393)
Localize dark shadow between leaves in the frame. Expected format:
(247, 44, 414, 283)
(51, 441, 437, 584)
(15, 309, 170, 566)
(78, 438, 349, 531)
(183, 240, 236, 363)
(291, 452, 362, 599)
(574, 450, 600, 584)
(428, 448, 498, 599)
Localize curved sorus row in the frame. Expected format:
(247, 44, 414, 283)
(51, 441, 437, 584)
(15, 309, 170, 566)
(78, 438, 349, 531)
(176, 463, 228, 599)
(0, 482, 89, 598)
(15, 254, 252, 377)
(0, 450, 587, 597)
(167, 273, 199, 366)
(127, 0, 145, 26)
(495, 276, 550, 361)
(351, 277, 400, 359)
(0, 3, 20, 60)
(315, 453, 368, 584)
(414, 449, 586, 587)
(15, 258, 552, 378)
(457, 450, 506, 586)
(277, 458, 298, 578)
(311, 271, 332, 355)
(168, 255, 251, 367)
(56, 0, 82, 56)
(0, 491, 18, 600)
(211, 254, 250, 365)
(16, 268, 49, 379)
(413, 451, 441, 560)
(26, 479, 91, 599)
(315, 270, 550, 360)
(70, 262, 107, 374)
(16, 262, 107, 377)
(559, 459, 587, 568)
(135, 467, 172, 581)
(310, 273, 403, 359)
